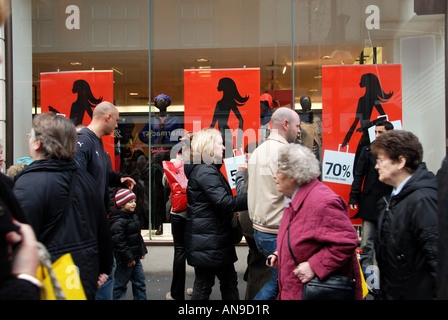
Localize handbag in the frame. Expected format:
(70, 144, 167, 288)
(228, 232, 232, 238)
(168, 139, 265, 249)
(162, 160, 188, 212)
(287, 219, 355, 300)
(36, 242, 87, 300)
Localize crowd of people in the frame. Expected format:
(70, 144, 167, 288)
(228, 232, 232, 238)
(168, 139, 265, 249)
(0, 105, 447, 300)
(0, 1, 446, 301)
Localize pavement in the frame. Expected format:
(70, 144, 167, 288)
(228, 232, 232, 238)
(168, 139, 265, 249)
(124, 273, 248, 300)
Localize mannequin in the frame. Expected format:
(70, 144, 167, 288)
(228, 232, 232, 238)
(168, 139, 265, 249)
(138, 94, 183, 147)
(297, 96, 322, 163)
(259, 92, 274, 143)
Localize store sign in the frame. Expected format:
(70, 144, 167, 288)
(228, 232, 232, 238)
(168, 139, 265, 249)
(184, 68, 260, 189)
(321, 64, 402, 224)
(40, 70, 115, 169)
(184, 68, 260, 154)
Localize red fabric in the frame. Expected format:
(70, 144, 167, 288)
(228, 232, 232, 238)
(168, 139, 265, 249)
(162, 160, 188, 212)
(276, 179, 363, 300)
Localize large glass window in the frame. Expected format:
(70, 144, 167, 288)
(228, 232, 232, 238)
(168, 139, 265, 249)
(28, 0, 445, 239)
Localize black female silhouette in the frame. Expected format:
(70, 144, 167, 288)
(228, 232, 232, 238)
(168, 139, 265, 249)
(69, 79, 103, 126)
(210, 77, 249, 151)
(341, 73, 393, 156)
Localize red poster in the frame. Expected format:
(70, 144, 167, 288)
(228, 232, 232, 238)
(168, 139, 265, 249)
(321, 64, 402, 224)
(184, 68, 260, 188)
(40, 70, 115, 170)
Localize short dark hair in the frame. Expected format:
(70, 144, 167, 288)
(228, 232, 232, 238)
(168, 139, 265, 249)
(376, 120, 394, 131)
(371, 130, 423, 173)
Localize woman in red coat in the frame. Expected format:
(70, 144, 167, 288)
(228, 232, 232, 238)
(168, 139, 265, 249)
(267, 143, 363, 300)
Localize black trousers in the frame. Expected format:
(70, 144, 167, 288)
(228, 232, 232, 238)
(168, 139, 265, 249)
(191, 263, 239, 300)
(170, 214, 187, 300)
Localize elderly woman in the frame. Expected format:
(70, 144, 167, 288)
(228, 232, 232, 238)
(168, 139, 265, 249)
(13, 113, 113, 300)
(184, 128, 247, 300)
(370, 130, 438, 300)
(267, 143, 363, 300)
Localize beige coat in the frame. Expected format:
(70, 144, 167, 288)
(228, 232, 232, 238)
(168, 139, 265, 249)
(247, 131, 288, 233)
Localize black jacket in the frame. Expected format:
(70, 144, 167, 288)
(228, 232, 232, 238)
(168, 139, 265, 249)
(13, 159, 114, 300)
(184, 163, 247, 268)
(349, 146, 392, 221)
(109, 209, 147, 264)
(74, 127, 124, 212)
(375, 163, 438, 299)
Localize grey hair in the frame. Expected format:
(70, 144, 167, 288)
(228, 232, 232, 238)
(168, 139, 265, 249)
(32, 113, 77, 160)
(277, 143, 320, 186)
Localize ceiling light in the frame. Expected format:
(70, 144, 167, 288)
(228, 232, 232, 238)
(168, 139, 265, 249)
(282, 66, 287, 74)
(320, 55, 333, 60)
(129, 92, 139, 96)
(196, 58, 209, 62)
(70, 62, 83, 66)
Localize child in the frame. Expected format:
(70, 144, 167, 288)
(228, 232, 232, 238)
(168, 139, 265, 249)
(109, 188, 148, 300)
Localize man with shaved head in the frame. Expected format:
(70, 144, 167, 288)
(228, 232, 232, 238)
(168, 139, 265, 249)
(247, 107, 301, 300)
(74, 101, 136, 300)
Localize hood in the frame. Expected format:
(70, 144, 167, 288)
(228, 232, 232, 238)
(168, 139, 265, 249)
(183, 162, 222, 179)
(396, 163, 437, 199)
(14, 158, 78, 181)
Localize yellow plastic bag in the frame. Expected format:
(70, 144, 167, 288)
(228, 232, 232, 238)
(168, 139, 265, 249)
(37, 243, 86, 300)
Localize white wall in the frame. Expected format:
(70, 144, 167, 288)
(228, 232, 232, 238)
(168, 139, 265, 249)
(11, 0, 32, 163)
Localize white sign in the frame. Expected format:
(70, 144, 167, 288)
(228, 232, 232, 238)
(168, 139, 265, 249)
(322, 145, 355, 186)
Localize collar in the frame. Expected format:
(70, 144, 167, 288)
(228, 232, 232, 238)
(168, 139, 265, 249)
(391, 175, 412, 197)
(284, 186, 300, 208)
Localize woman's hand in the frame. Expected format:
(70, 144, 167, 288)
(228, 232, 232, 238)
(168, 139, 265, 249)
(293, 261, 315, 283)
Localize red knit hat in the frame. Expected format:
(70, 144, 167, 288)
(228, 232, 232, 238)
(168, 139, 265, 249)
(115, 188, 136, 207)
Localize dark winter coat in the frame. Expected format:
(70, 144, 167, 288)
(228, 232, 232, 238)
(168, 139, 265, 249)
(349, 146, 392, 221)
(184, 163, 247, 268)
(375, 163, 438, 300)
(13, 159, 114, 300)
(109, 209, 147, 264)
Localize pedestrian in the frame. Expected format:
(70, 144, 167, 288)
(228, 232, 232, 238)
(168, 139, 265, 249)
(109, 188, 147, 300)
(163, 131, 193, 300)
(235, 142, 271, 300)
(371, 130, 438, 299)
(267, 143, 362, 300)
(74, 101, 136, 300)
(247, 107, 301, 299)
(13, 113, 113, 300)
(348, 120, 394, 268)
(184, 128, 247, 300)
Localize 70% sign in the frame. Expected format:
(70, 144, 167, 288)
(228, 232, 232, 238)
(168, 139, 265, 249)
(322, 149, 355, 185)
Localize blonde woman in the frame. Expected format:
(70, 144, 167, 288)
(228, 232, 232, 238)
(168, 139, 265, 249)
(184, 128, 247, 300)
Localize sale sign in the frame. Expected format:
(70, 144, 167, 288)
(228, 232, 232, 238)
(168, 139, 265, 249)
(40, 70, 115, 169)
(184, 68, 260, 190)
(321, 64, 402, 223)
(184, 68, 260, 154)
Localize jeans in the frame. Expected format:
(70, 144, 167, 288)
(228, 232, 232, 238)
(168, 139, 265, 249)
(253, 229, 278, 300)
(170, 214, 187, 300)
(360, 220, 377, 267)
(95, 257, 116, 300)
(113, 259, 147, 300)
(191, 264, 239, 300)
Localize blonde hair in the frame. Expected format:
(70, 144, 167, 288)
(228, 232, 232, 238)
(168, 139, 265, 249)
(190, 128, 222, 164)
(277, 143, 321, 186)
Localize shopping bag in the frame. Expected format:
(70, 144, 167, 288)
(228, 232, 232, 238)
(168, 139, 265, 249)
(37, 242, 86, 300)
(368, 115, 402, 142)
(322, 145, 355, 185)
(223, 149, 246, 189)
(162, 159, 188, 212)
